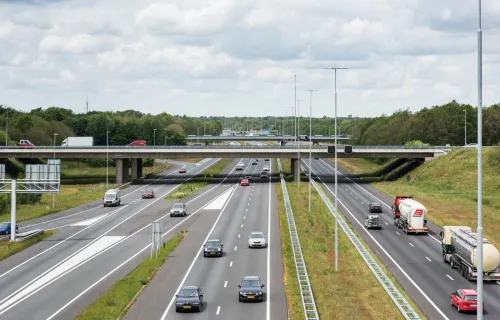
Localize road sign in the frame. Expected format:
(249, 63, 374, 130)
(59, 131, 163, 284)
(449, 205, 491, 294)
(151, 222, 163, 259)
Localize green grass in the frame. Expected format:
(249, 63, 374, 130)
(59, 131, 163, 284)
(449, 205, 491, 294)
(200, 158, 233, 178)
(374, 148, 500, 247)
(0, 230, 57, 261)
(75, 232, 186, 320)
(167, 182, 208, 199)
(337, 158, 386, 175)
(277, 180, 425, 319)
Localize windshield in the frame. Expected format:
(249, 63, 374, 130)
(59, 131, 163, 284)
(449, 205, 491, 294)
(105, 194, 116, 200)
(0, 222, 9, 228)
(142, 190, 152, 194)
(173, 204, 184, 209)
(250, 233, 264, 239)
(241, 280, 261, 287)
(371, 203, 381, 206)
(179, 288, 198, 297)
(464, 295, 477, 301)
(206, 241, 220, 247)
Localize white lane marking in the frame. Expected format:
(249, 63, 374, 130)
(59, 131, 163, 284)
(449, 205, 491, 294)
(306, 160, 450, 320)
(409, 243, 414, 247)
(70, 214, 108, 227)
(238, 234, 240, 238)
(0, 236, 124, 315)
(244, 216, 246, 219)
(241, 224, 243, 228)
(355, 197, 358, 199)
(203, 187, 234, 210)
(46, 159, 245, 320)
(248, 203, 250, 206)
(266, 162, 272, 320)
(19, 206, 101, 230)
(426, 257, 432, 262)
(159, 183, 238, 319)
(216, 306, 221, 315)
(320, 159, 443, 244)
(396, 231, 400, 235)
(224, 281, 227, 288)
(446, 274, 454, 280)
(497, 281, 500, 285)
(230, 261, 233, 267)
(361, 202, 364, 204)
(385, 222, 388, 225)
(234, 246, 237, 251)
(246, 209, 248, 212)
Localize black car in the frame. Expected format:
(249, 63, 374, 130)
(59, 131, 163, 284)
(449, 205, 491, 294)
(203, 239, 223, 257)
(252, 160, 257, 165)
(368, 202, 383, 213)
(175, 286, 203, 312)
(244, 175, 253, 181)
(238, 275, 265, 302)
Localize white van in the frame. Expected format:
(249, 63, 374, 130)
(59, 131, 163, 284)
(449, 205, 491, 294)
(104, 189, 121, 207)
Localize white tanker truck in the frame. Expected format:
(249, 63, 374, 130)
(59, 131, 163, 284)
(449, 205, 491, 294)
(440, 226, 500, 281)
(393, 198, 428, 234)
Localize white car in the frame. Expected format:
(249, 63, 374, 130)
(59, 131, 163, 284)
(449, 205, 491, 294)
(248, 232, 267, 248)
(262, 167, 269, 172)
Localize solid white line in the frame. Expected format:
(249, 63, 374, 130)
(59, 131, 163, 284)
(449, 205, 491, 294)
(241, 224, 243, 228)
(246, 209, 248, 212)
(234, 246, 237, 251)
(385, 222, 388, 225)
(216, 306, 221, 315)
(244, 216, 246, 219)
(266, 162, 271, 320)
(409, 243, 414, 247)
(248, 203, 250, 206)
(159, 185, 238, 319)
(306, 160, 450, 320)
(238, 234, 240, 238)
(361, 202, 364, 204)
(230, 261, 233, 267)
(446, 274, 454, 280)
(224, 281, 227, 288)
(426, 257, 432, 262)
(396, 231, 400, 235)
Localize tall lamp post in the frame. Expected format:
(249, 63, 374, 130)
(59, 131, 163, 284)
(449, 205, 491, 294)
(106, 130, 110, 190)
(5, 108, 8, 146)
(296, 99, 304, 187)
(307, 90, 318, 212)
(477, 0, 484, 317)
(153, 129, 157, 146)
(53, 133, 58, 208)
(325, 66, 348, 272)
(464, 109, 467, 146)
(164, 128, 167, 146)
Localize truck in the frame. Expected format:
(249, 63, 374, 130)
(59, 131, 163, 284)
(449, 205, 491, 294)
(19, 139, 35, 147)
(440, 226, 500, 281)
(61, 137, 93, 147)
(392, 197, 428, 234)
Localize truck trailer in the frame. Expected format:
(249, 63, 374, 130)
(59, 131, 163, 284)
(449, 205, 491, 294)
(441, 226, 500, 281)
(61, 137, 94, 147)
(392, 197, 428, 234)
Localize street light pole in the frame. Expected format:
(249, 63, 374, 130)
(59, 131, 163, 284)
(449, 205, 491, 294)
(307, 90, 318, 212)
(477, 0, 484, 317)
(53, 133, 58, 208)
(464, 109, 467, 146)
(106, 130, 110, 190)
(5, 108, 8, 146)
(164, 128, 167, 146)
(154, 129, 157, 146)
(325, 66, 348, 272)
(297, 99, 304, 187)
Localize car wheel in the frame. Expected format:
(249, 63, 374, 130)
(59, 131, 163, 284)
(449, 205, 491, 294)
(104, 204, 106, 207)
(170, 214, 173, 217)
(118, 201, 121, 206)
(457, 304, 461, 313)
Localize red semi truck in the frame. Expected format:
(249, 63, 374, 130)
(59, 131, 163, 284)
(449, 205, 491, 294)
(392, 196, 413, 219)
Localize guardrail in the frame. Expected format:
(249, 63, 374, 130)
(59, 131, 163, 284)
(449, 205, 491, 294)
(0, 229, 44, 242)
(277, 159, 319, 320)
(304, 165, 420, 320)
(0, 145, 459, 150)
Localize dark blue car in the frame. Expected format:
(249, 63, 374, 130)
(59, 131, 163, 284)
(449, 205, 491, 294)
(0, 222, 18, 235)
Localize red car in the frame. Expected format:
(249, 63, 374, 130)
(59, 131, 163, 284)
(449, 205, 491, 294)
(142, 189, 155, 199)
(451, 289, 484, 313)
(240, 179, 250, 186)
(178, 168, 187, 173)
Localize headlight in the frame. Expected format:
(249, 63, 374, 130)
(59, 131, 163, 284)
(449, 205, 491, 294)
(204, 248, 208, 251)
(257, 292, 263, 295)
(217, 248, 221, 251)
(192, 302, 199, 305)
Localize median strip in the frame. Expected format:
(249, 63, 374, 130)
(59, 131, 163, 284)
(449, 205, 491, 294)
(74, 231, 186, 320)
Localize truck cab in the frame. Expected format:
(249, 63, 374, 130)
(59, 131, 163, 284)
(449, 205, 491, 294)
(19, 140, 34, 147)
(103, 189, 121, 207)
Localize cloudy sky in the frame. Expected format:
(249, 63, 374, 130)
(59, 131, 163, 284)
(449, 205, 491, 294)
(1, 0, 499, 118)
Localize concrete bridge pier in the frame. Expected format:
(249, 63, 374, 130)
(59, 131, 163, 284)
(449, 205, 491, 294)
(116, 159, 130, 184)
(290, 158, 299, 181)
(131, 158, 143, 179)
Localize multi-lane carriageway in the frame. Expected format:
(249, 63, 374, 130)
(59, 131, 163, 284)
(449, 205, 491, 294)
(0, 158, 288, 320)
(1, 155, 499, 320)
(306, 158, 500, 320)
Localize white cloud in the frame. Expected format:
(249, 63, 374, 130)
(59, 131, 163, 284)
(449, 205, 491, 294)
(0, 0, 499, 117)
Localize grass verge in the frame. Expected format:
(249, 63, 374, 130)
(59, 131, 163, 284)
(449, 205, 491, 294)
(199, 158, 233, 178)
(75, 231, 187, 320)
(0, 230, 57, 261)
(277, 181, 425, 319)
(336, 158, 385, 175)
(62, 160, 170, 179)
(174, 158, 203, 163)
(167, 182, 208, 199)
(373, 148, 500, 247)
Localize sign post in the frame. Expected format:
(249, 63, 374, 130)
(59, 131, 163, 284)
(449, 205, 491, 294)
(151, 221, 162, 259)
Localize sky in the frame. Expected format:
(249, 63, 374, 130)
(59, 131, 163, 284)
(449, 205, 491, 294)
(1, 0, 500, 118)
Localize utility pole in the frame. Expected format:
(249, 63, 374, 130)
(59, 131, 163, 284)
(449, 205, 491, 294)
(296, 99, 304, 187)
(307, 90, 318, 212)
(85, 96, 89, 113)
(5, 108, 8, 146)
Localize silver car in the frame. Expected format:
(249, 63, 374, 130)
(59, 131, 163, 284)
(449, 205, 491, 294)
(364, 215, 382, 229)
(170, 203, 187, 217)
(248, 232, 267, 248)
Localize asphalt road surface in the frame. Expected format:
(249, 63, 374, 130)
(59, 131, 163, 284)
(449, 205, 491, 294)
(0, 158, 241, 320)
(308, 158, 500, 320)
(124, 157, 288, 320)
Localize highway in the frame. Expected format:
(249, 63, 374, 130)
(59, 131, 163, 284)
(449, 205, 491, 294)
(124, 157, 288, 320)
(307, 158, 500, 319)
(0, 158, 237, 320)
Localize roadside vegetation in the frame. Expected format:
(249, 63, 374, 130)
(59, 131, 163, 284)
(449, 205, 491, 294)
(172, 158, 203, 163)
(167, 182, 207, 199)
(374, 148, 500, 247)
(337, 158, 385, 175)
(75, 231, 186, 320)
(0, 230, 57, 261)
(277, 181, 424, 319)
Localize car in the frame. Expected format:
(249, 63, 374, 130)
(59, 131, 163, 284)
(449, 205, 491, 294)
(264, 158, 270, 161)
(252, 160, 257, 165)
(240, 179, 250, 186)
(203, 239, 223, 257)
(0, 222, 18, 235)
(127, 140, 146, 147)
(238, 276, 265, 302)
(170, 203, 187, 217)
(260, 171, 269, 179)
(248, 231, 267, 248)
(178, 168, 187, 173)
(262, 167, 269, 172)
(368, 202, 383, 213)
(451, 289, 484, 313)
(175, 286, 203, 312)
(141, 189, 155, 199)
(236, 162, 244, 171)
(19, 139, 35, 148)
(314, 158, 319, 160)
(244, 175, 253, 181)
(364, 215, 382, 229)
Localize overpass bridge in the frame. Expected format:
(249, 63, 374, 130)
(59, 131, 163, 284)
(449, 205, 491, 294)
(0, 145, 447, 184)
(186, 135, 351, 143)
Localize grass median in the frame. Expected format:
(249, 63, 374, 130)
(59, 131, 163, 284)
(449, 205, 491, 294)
(277, 181, 424, 319)
(75, 231, 187, 320)
(167, 182, 208, 199)
(0, 230, 57, 261)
